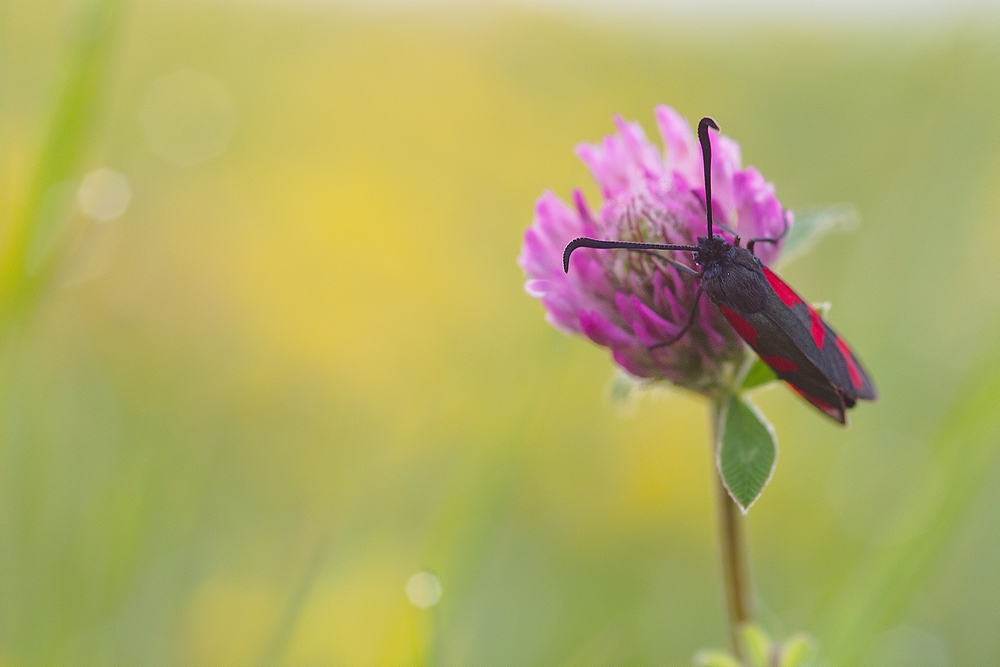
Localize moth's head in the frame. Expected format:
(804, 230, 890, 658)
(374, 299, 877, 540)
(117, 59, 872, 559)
(694, 234, 730, 265)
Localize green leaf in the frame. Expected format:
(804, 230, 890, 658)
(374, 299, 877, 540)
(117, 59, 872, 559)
(717, 395, 778, 512)
(778, 633, 816, 667)
(692, 649, 742, 667)
(604, 369, 644, 417)
(741, 357, 779, 391)
(739, 624, 773, 667)
(779, 204, 860, 265)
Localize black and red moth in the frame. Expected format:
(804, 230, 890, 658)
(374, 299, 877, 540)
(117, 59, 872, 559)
(563, 117, 877, 424)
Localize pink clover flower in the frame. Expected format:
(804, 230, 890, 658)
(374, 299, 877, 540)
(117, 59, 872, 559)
(519, 107, 790, 393)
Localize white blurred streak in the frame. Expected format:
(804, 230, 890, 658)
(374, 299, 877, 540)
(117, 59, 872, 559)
(250, 0, 1000, 22)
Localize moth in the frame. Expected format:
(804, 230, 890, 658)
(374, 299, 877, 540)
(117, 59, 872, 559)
(563, 117, 876, 423)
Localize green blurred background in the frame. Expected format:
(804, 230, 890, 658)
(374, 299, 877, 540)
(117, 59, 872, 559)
(3, 1, 1000, 665)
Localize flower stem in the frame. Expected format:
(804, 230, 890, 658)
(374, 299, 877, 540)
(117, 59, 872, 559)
(712, 396, 755, 658)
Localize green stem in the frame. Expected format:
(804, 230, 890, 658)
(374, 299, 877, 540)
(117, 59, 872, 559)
(711, 395, 754, 659)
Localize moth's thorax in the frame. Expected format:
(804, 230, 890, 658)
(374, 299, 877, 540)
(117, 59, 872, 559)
(696, 236, 771, 314)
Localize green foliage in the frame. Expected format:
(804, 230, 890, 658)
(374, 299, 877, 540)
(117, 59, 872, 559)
(604, 368, 648, 417)
(778, 204, 860, 267)
(717, 395, 778, 512)
(740, 357, 779, 392)
(778, 634, 817, 667)
(740, 623, 773, 667)
(693, 649, 743, 667)
(694, 625, 816, 667)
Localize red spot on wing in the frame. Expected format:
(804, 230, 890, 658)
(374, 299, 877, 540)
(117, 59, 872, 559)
(761, 355, 799, 373)
(763, 267, 802, 308)
(789, 385, 844, 423)
(720, 305, 758, 345)
(836, 337, 864, 390)
(810, 308, 826, 349)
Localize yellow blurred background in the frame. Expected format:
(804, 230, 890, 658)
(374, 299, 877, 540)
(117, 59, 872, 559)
(2, 1, 1000, 665)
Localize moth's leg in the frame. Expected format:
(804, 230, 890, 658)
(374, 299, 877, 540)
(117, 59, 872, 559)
(649, 285, 705, 349)
(631, 249, 700, 277)
(748, 209, 791, 255)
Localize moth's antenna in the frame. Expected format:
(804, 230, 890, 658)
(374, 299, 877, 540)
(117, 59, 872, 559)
(697, 117, 719, 237)
(563, 237, 698, 273)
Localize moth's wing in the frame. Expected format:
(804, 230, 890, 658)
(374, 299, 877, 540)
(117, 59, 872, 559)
(812, 319, 878, 400)
(760, 267, 877, 401)
(720, 303, 849, 423)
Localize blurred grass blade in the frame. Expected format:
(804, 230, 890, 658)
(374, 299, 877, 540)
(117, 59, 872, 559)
(778, 204, 859, 266)
(255, 527, 334, 667)
(23, 180, 76, 276)
(0, 0, 126, 311)
(820, 332, 1000, 665)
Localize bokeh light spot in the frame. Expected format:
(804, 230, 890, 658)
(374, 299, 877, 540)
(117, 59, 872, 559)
(139, 68, 239, 167)
(405, 571, 442, 608)
(77, 168, 131, 222)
